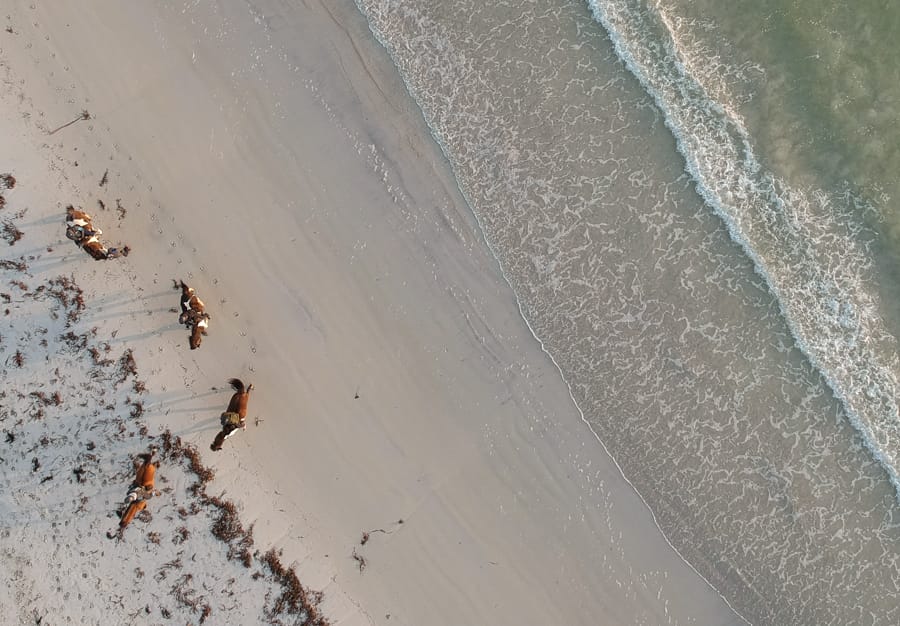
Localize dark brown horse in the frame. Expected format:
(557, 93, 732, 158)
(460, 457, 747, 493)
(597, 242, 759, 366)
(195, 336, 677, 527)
(177, 280, 206, 325)
(189, 312, 210, 350)
(174, 280, 210, 348)
(210, 378, 253, 451)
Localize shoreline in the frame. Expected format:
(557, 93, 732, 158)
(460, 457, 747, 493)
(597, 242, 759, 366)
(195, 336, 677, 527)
(2, 2, 744, 624)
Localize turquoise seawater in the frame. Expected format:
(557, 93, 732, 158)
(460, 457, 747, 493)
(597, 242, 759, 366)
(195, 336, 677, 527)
(356, 0, 900, 623)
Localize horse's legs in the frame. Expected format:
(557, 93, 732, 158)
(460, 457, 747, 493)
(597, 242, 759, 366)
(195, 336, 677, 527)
(119, 499, 146, 529)
(210, 423, 242, 451)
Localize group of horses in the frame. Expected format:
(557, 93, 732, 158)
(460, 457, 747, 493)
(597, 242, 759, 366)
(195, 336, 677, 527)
(110, 379, 253, 537)
(65, 205, 129, 260)
(172, 289, 253, 451)
(62, 208, 255, 536)
(178, 279, 211, 350)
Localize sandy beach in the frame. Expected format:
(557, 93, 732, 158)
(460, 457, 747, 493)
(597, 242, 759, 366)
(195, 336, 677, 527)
(1, 2, 745, 624)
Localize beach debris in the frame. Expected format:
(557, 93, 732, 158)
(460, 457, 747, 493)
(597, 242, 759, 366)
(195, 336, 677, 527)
(353, 519, 405, 574)
(158, 431, 329, 623)
(48, 109, 91, 135)
(46, 275, 86, 325)
(12, 349, 25, 367)
(2, 220, 23, 245)
(0, 257, 28, 272)
(173, 526, 189, 545)
(359, 519, 404, 546)
(0, 258, 27, 271)
(115, 349, 138, 386)
(259, 548, 327, 620)
(0, 173, 13, 209)
(351, 548, 367, 573)
(99, 169, 109, 187)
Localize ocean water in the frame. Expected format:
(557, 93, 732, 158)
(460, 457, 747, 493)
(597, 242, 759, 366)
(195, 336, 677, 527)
(353, 1, 900, 624)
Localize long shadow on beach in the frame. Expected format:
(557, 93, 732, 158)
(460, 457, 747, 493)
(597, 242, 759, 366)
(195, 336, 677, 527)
(87, 287, 173, 309)
(86, 308, 174, 328)
(143, 389, 223, 414)
(4, 245, 74, 274)
(171, 416, 224, 438)
(18, 214, 71, 229)
(103, 322, 192, 345)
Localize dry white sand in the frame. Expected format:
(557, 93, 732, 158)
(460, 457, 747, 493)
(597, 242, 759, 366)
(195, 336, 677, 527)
(1, 2, 745, 624)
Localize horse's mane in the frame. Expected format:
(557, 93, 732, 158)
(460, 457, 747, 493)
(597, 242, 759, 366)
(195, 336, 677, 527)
(228, 378, 246, 393)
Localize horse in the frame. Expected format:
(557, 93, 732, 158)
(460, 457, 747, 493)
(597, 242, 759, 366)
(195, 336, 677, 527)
(210, 378, 253, 451)
(65, 205, 102, 244)
(80, 234, 127, 260)
(107, 447, 158, 539)
(177, 280, 206, 325)
(189, 312, 210, 350)
(65, 205, 97, 230)
(66, 206, 128, 260)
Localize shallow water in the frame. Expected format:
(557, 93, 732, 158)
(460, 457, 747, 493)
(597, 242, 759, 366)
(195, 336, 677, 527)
(355, 0, 900, 623)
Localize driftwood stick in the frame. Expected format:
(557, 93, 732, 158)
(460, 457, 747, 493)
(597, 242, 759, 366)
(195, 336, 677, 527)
(48, 110, 91, 135)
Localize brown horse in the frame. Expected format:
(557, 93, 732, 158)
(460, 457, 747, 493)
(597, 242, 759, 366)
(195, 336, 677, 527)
(189, 312, 210, 350)
(66, 205, 102, 244)
(67, 205, 127, 260)
(178, 280, 206, 325)
(210, 378, 253, 451)
(79, 235, 128, 260)
(65, 204, 97, 231)
(107, 447, 158, 539)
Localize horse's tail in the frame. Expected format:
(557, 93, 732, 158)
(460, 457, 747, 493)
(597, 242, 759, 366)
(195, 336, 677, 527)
(228, 378, 245, 393)
(210, 430, 226, 451)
